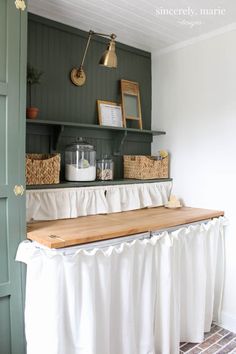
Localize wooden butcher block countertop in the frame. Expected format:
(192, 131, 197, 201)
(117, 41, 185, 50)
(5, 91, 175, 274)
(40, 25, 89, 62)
(27, 207, 224, 249)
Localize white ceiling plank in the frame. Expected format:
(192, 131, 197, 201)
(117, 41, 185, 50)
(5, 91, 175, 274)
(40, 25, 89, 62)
(36, 0, 179, 43)
(28, 0, 236, 52)
(28, 4, 166, 51)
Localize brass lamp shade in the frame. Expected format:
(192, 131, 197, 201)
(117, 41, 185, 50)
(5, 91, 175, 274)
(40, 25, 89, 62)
(99, 39, 117, 68)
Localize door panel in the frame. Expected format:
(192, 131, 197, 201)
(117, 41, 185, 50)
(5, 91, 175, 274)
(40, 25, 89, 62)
(0, 296, 11, 352)
(0, 0, 7, 81)
(0, 95, 6, 184)
(0, 0, 27, 353)
(0, 198, 8, 284)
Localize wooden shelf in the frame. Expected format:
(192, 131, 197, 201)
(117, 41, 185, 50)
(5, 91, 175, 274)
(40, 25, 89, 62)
(26, 119, 165, 136)
(26, 119, 166, 155)
(26, 178, 172, 190)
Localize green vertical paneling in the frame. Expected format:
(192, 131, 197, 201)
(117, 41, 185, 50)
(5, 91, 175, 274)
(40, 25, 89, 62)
(26, 14, 152, 177)
(0, 0, 27, 353)
(27, 14, 151, 129)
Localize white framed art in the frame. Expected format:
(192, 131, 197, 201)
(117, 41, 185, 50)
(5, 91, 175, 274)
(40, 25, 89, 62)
(97, 100, 123, 128)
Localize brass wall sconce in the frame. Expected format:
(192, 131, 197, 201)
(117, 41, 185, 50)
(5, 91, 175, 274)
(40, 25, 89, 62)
(70, 30, 117, 86)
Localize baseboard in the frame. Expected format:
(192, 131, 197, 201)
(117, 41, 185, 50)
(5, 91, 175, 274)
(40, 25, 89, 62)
(217, 311, 236, 333)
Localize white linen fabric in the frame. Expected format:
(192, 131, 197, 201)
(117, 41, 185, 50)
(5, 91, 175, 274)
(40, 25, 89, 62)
(105, 182, 171, 213)
(26, 181, 172, 221)
(16, 217, 226, 354)
(153, 218, 226, 352)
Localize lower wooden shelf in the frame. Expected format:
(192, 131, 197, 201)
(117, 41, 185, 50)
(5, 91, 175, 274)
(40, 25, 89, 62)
(26, 178, 172, 190)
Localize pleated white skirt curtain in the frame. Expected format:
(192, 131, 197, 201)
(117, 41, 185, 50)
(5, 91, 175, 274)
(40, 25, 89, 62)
(16, 217, 226, 354)
(26, 181, 172, 222)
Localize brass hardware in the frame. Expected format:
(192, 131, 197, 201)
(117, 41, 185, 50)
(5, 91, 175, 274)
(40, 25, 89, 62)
(70, 30, 117, 87)
(70, 67, 86, 86)
(15, 0, 26, 11)
(14, 185, 25, 196)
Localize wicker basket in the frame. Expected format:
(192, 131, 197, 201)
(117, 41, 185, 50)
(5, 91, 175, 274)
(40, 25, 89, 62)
(26, 154, 61, 185)
(123, 155, 169, 180)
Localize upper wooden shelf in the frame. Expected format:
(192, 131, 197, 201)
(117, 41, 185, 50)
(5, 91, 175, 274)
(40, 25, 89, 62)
(27, 206, 224, 248)
(26, 119, 166, 136)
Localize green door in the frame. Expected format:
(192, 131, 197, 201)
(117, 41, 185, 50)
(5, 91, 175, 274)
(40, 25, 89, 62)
(0, 0, 27, 353)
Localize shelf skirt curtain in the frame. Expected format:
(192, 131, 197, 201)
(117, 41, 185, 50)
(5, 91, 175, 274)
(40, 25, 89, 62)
(26, 181, 172, 222)
(16, 217, 226, 354)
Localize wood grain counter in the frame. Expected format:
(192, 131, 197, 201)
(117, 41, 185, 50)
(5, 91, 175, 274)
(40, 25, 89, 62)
(27, 207, 224, 248)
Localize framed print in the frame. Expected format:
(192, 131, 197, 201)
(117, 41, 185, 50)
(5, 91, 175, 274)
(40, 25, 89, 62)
(97, 100, 123, 128)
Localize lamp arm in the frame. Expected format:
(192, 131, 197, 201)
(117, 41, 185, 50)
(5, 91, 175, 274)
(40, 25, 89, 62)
(71, 29, 117, 86)
(92, 32, 117, 40)
(80, 32, 93, 68)
(80, 31, 116, 69)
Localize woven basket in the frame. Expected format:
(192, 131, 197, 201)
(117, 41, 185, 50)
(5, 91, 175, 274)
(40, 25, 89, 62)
(123, 155, 169, 180)
(26, 154, 61, 185)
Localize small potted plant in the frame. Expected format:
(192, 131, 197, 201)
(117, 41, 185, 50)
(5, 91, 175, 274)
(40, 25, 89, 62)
(26, 64, 43, 119)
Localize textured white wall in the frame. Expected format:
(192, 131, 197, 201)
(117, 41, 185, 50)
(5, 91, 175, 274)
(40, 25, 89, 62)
(152, 29, 236, 331)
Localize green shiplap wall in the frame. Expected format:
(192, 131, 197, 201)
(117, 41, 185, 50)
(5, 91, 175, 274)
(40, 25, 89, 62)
(26, 14, 153, 179)
(27, 14, 152, 128)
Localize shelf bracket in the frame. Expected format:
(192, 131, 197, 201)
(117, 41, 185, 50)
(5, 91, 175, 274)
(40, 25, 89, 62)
(50, 125, 65, 152)
(113, 130, 128, 156)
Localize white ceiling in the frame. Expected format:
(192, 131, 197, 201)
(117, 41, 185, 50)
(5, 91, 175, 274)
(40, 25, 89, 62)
(28, 0, 236, 52)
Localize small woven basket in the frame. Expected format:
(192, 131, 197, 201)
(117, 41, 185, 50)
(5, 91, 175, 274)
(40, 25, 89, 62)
(124, 155, 169, 180)
(26, 154, 61, 185)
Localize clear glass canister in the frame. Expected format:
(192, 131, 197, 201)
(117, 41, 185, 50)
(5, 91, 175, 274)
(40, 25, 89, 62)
(96, 157, 114, 181)
(65, 138, 96, 181)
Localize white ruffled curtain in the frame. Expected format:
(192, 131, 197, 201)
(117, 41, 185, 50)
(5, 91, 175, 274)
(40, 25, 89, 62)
(26, 181, 172, 221)
(153, 218, 225, 353)
(16, 217, 226, 354)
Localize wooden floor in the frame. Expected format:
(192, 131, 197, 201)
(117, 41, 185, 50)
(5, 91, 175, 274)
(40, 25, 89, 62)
(180, 325, 236, 353)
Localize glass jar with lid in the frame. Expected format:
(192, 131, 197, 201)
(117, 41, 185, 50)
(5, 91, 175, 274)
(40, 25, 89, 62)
(96, 156, 114, 181)
(65, 137, 96, 181)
